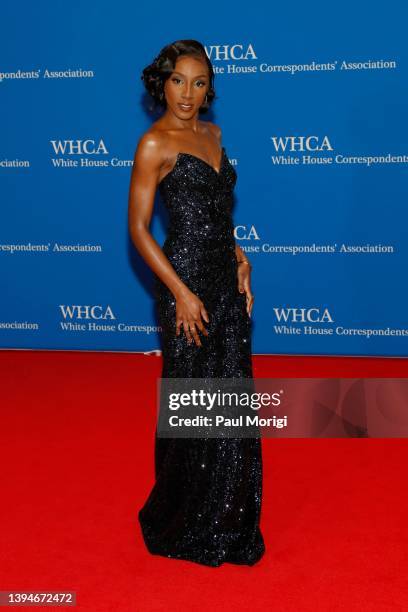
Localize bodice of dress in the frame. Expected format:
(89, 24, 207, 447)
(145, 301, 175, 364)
(158, 147, 237, 253)
(157, 147, 238, 293)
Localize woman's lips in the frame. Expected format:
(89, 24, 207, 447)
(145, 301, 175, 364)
(178, 103, 193, 111)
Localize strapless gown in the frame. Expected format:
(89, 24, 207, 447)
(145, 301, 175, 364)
(138, 146, 265, 567)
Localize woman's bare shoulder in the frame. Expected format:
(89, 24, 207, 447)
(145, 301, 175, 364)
(137, 117, 182, 154)
(202, 120, 222, 144)
(134, 127, 168, 166)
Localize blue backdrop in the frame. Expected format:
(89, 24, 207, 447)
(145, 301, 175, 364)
(1, 1, 407, 356)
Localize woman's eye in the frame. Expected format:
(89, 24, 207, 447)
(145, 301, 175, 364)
(171, 77, 206, 87)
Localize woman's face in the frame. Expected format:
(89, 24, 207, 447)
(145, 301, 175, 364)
(164, 55, 209, 118)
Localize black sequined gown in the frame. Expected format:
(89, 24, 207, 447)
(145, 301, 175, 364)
(138, 146, 265, 567)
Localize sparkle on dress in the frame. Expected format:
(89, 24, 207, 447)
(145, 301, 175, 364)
(138, 146, 265, 567)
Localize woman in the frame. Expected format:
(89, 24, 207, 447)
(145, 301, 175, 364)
(128, 39, 265, 567)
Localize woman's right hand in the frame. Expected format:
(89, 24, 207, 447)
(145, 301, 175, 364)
(174, 287, 210, 347)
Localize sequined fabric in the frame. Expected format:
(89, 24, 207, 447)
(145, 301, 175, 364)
(138, 146, 265, 567)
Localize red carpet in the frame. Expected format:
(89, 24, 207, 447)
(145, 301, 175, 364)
(0, 350, 407, 611)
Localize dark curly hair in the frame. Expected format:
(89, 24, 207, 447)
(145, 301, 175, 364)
(141, 39, 216, 114)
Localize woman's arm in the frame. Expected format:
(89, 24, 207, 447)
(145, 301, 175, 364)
(234, 241, 254, 317)
(235, 241, 249, 263)
(213, 125, 250, 266)
(128, 132, 209, 346)
(128, 132, 188, 299)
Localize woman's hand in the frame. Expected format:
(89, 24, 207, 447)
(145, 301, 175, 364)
(237, 261, 254, 318)
(174, 287, 210, 347)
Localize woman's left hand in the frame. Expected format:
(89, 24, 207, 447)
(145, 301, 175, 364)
(237, 262, 254, 318)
